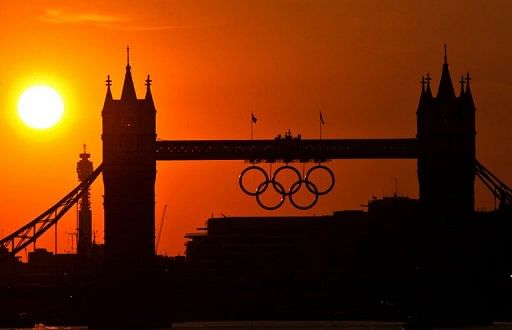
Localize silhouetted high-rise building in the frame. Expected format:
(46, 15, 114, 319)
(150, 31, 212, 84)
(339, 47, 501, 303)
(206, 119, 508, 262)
(102, 49, 156, 268)
(76, 145, 93, 256)
(417, 47, 476, 215)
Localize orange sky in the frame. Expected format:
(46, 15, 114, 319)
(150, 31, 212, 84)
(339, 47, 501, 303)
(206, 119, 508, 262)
(0, 0, 511, 257)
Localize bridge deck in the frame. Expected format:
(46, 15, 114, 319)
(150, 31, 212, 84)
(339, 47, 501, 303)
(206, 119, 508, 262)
(155, 138, 418, 162)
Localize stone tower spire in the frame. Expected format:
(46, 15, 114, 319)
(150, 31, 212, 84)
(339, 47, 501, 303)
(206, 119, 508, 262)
(121, 46, 137, 100)
(436, 44, 456, 100)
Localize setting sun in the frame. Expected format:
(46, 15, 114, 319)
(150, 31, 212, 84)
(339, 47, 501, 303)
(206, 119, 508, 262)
(17, 85, 64, 129)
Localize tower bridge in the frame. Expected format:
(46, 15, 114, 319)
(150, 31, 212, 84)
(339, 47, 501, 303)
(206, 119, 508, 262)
(0, 49, 511, 265)
(1, 48, 511, 328)
(154, 137, 418, 162)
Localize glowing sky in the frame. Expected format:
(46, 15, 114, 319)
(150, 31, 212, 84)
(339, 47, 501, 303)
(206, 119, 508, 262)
(0, 0, 511, 256)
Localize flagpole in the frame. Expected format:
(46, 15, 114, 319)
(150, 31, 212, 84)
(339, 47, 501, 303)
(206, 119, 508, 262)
(250, 112, 258, 140)
(319, 112, 322, 140)
(320, 116, 322, 140)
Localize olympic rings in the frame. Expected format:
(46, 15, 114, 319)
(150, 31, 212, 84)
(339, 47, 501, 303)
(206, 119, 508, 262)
(239, 165, 269, 196)
(289, 180, 318, 210)
(256, 180, 285, 210)
(305, 165, 335, 195)
(271, 165, 302, 196)
(238, 163, 335, 210)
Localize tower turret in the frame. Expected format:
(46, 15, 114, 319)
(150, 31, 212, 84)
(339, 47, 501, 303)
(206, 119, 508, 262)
(464, 72, 476, 110)
(458, 75, 466, 97)
(145, 74, 155, 107)
(104, 75, 113, 104)
(417, 48, 476, 215)
(102, 50, 157, 269)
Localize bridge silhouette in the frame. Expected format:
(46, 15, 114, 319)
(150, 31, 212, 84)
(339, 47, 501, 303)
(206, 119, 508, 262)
(0, 49, 511, 264)
(0, 48, 511, 328)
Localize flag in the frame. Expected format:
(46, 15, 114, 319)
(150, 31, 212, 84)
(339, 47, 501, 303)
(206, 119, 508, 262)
(320, 112, 325, 125)
(251, 113, 258, 123)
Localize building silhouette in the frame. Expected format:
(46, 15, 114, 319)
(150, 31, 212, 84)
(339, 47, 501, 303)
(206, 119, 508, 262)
(417, 47, 476, 215)
(98, 50, 165, 327)
(1, 49, 511, 328)
(76, 145, 93, 256)
(101, 49, 156, 269)
(180, 197, 421, 321)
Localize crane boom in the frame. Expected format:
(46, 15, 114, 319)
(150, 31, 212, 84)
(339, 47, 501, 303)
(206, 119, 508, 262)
(156, 204, 167, 254)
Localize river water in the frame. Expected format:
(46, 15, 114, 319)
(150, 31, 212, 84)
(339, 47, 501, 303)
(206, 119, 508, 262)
(25, 320, 512, 329)
(172, 321, 512, 329)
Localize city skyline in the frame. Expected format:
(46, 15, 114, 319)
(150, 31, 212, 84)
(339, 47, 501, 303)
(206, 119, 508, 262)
(0, 1, 511, 256)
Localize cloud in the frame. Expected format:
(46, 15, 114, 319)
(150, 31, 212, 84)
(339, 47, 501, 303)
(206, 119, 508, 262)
(96, 23, 194, 31)
(38, 8, 201, 31)
(39, 9, 124, 25)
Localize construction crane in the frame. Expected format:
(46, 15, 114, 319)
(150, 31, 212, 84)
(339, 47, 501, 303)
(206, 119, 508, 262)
(156, 204, 167, 254)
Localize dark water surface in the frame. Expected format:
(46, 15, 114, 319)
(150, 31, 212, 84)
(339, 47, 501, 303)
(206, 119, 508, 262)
(21, 321, 512, 329)
(172, 321, 512, 329)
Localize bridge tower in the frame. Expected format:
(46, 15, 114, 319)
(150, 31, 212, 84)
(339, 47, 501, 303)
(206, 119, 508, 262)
(417, 48, 476, 215)
(76, 144, 93, 256)
(102, 49, 156, 268)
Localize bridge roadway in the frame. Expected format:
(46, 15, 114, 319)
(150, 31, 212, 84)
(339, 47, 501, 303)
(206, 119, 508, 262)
(0, 137, 418, 261)
(155, 138, 418, 162)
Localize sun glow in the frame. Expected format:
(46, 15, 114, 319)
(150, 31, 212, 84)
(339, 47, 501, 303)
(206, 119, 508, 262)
(17, 85, 64, 129)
